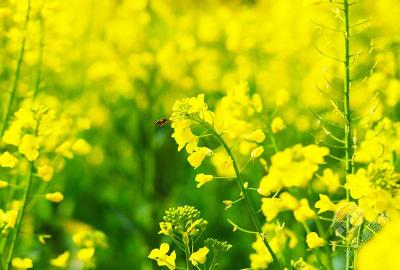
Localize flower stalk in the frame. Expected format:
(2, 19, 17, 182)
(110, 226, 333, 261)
(342, 0, 355, 269)
(5, 162, 33, 270)
(0, 0, 31, 139)
(199, 120, 283, 270)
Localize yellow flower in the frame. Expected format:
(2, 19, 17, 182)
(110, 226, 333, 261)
(195, 174, 213, 188)
(258, 172, 283, 196)
(251, 146, 264, 159)
(15, 108, 36, 129)
(4, 210, 18, 228)
(77, 247, 95, 261)
(45, 192, 64, 203)
(148, 243, 176, 270)
(11, 257, 33, 270)
(72, 138, 92, 155)
(271, 117, 286, 133)
(306, 232, 325, 249)
(276, 89, 290, 107)
(0, 180, 9, 188)
(0, 151, 18, 168)
(18, 134, 40, 161)
(301, 145, 329, 164)
(50, 251, 70, 268)
(245, 129, 265, 143)
(187, 94, 208, 114)
(56, 140, 74, 159)
(37, 165, 54, 182)
(357, 217, 400, 270)
(189, 247, 209, 266)
(261, 198, 285, 221)
(315, 194, 336, 214)
(171, 120, 198, 153)
(158, 222, 173, 236)
(293, 199, 315, 222)
(280, 192, 299, 210)
(319, 168, 340, 193)
(2, 123, 22, 146)
(345, 169, 372, 199)
(187, 147, 212, 168)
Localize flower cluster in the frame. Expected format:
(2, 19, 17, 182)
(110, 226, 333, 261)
(149, 206, 231, 269)
(258, 144, 329, 196)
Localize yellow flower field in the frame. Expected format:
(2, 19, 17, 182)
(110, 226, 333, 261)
(1, 0, 400, 269)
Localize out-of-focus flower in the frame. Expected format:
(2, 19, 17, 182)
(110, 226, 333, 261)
(45, 192, 64, 203)
(306, 232, 325, 249)
(11, 257, 33, 270)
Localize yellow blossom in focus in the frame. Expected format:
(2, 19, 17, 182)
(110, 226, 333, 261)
(195, 174, 213, 188)
(50, 251, 70, 268)
(158, 222, 173, 236)
(37, 165, 54, 182)
(148, 243, 176, 270)
(271, 117, 286, 133)
(187, 147, 212, 168)
(45, 192, 64, 203)
(306, 232, 325, 249)
(18, 134, 40, 161)
(11, 257, 33, 270)
(189, 247, 209, 266)
(0, 151, 18, 168)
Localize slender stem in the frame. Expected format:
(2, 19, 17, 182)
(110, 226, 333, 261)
(0, 0, 31, 139)
(184, 241, 192, 270)
(267, 128, 278, 153)
(5, 162, 33, 270)
(197, 120, 283, 269)
(343, 1, 354, 269)
(33, 14, 45, 98)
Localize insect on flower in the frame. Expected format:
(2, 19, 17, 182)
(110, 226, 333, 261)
(155, 118, 168, 127)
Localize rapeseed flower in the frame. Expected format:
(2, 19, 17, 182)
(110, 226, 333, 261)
(148, 243, 176, 270)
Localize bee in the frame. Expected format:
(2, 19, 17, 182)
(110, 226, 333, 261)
(155, 118, 168, 127)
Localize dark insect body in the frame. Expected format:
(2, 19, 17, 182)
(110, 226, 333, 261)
(155, 118, 168, 127)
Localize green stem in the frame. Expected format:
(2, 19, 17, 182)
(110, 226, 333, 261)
(198, 120, 283, 270)
(343, 1, 354, 269)
(33, 14, 45, 98)
(5, 162, 34, 270)
(184, 241, 192, 270)
(315, 218, 333, 270)
(303, 222, 327, 270)
(0, 0, 31, 139)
